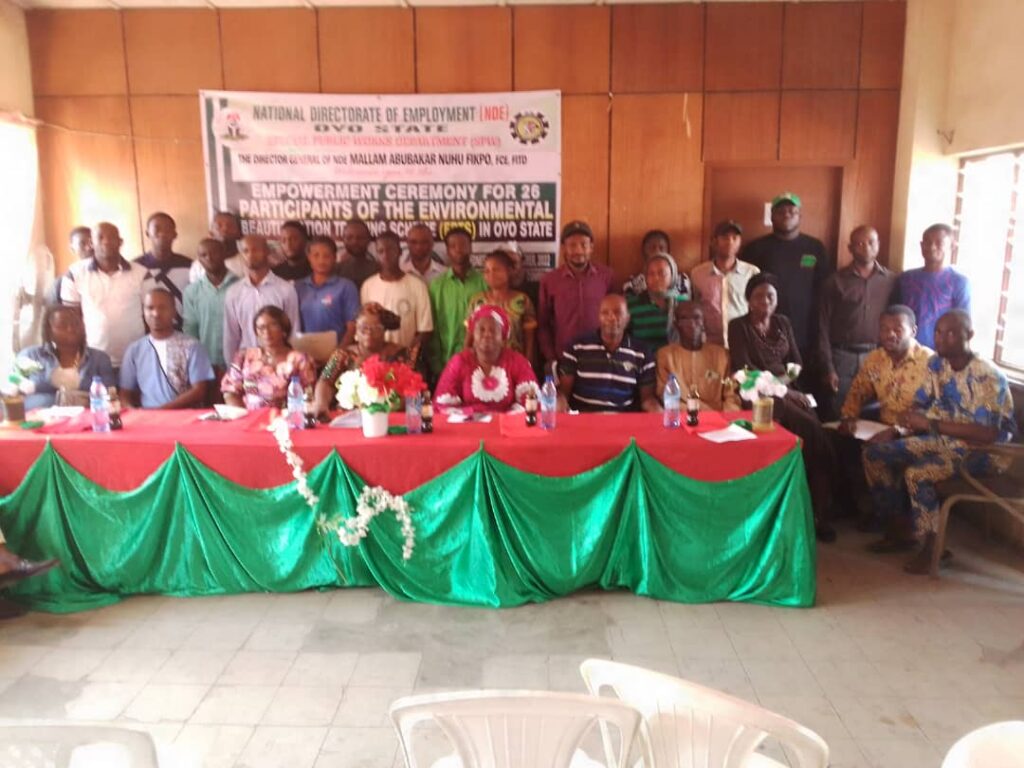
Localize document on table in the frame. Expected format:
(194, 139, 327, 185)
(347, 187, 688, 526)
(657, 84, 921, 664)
(698, 424, 758, 443)
(822, 419, 890, 441)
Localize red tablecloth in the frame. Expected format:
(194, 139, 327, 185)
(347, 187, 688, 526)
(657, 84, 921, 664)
(0, 409, 797, 494)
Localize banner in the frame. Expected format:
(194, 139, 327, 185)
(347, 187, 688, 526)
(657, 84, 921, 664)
(200, 90, 561, 279)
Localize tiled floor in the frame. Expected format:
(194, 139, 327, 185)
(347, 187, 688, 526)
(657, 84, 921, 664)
(1, 520, 1022, 768)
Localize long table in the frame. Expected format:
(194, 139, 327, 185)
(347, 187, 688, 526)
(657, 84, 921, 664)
(0, 409, 816, 612)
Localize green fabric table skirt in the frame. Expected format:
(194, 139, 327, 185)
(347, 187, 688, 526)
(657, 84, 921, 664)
(0, 441, 816, 612)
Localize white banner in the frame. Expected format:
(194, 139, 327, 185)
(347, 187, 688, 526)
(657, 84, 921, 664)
(200, 89, 561, 279)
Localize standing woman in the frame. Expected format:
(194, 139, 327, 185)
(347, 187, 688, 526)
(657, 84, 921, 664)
(727, 273, 837, 542)
(467, 249, 537, 364)
(221, 306, 316, 409)
(17, 305, 115, 409)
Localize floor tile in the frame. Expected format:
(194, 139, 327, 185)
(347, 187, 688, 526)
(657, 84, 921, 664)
(152, 649, 235, 685)
(261, 685, 345, 726)
(218, 650, 297, 686)
(190, 684, 278, 726)
(123, 683, 210, 723)
(174, 724, 255, 768)
(317, 726, 398, 768)
(284, 652, 359, 688)
(333, 686, 412, 728)
(351, 652, 422, 688)
(236, 725, 327, 768)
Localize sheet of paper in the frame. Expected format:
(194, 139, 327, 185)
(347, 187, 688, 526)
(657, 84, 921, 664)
(447, 412, 493, 424)
(698, 424, 758, 443)
(329, 411, 363, 429)
(822, 419, 890, 441)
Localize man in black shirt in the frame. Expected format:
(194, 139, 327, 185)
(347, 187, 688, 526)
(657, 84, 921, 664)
(741, 193, 832, 362)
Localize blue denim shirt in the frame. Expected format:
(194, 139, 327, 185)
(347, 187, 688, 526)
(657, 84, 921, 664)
(16, 344, 116, 410)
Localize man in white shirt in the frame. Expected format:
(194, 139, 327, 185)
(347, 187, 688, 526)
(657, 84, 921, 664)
(400, 223, 447, 283)
(60, 222, 147, 369)
(360, 231, 433, 354)
(222, 235, 301, 360)
(690, 220, 760, 347)
(189, 211, 247, 283)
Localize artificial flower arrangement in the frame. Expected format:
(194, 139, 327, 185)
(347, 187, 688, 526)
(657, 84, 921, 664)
(2, 358, 41, 398)
(335, 355, 425, 412)
(733, 363, 802, 402)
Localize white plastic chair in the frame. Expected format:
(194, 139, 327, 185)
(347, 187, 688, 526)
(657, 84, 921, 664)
(941, 720, 1024, 767)
(389, 689, 642, 768)
(0, 723, 159, 767)
(579, 659, 829, 768)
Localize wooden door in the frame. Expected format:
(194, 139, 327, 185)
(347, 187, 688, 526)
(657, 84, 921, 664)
(703, 165, 843, 268)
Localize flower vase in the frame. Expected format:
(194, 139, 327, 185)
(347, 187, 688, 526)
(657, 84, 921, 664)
(1, 396, 26, 425)
(361, 409, 389, 438)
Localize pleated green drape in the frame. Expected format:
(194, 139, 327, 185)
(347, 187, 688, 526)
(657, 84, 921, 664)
(0, 441, 815, 612)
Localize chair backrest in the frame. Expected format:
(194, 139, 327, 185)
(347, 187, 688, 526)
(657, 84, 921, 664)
(0, 724, 159, 768)
(942, 720, 1024, 768)
(579, 658, 829, 768)
(389, 689, 641, 768)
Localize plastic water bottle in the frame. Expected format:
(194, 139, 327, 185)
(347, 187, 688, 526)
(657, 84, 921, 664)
(539, 375, 557, 431)
(286, 376, 305, 430)
(405, 392, 423, 434)
(663, 373, 681, 429)
(89, 376, 110, 433)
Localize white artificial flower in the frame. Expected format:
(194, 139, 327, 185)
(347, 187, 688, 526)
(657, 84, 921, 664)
(0, 382, 18, 398)
(18, 380, 36, 395)
(357, 379, 382, 407)
(336, 370, 363, 410)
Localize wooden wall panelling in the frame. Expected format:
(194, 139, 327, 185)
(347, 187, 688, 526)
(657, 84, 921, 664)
(703, 92, 779, 163)
(514, 5, 609, 94)
(319, 8, 415, 93)
(704, 2, 783, 92)
(610, 3, 702, 93)
(220, 9, 319, 93)
(781, 2, 862, 90)
(779, 90, 858, 162)
(609, 93, 704, 280)
(415, 7, 512, 94)
(131, 96, 207, 261)
(860, 1, 906, 89)
(839, 89, 901, 269)
(124, 10, 222, 95)
(27, 10, 127, 96)
(35, 96, 140, 273)
(561, 95, 610, 267)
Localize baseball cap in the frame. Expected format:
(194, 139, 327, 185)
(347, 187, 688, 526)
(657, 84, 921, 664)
(712, 219, 743, 237)
(560, 220, 593, 243)
(770, 192, 802, 209)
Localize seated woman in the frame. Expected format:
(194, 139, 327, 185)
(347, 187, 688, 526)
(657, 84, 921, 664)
(467, 249, 537, 362)
(314, 304, 408, 414)
(221, 306, 316, 409)
(435, 305, 537, 413)
(626, 252, 687, 349)
(727, 273, 837, 542)
(18, 305, 115, 409)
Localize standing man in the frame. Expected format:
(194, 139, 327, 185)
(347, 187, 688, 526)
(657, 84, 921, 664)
(360, 231, 432, 358)
(183, 238, 239, 377)
(190, 211, 246, 283)
(863, 310, 1016, 573)
(690, 220, 760, 347)
(895, 223, 971, 349)
(222, 235, 300, 360)
(537, 221, 615, 372)
(656, 303, 740, 411)
(135, 212, 193, 327)
(557, 294, 659, 413)
(47, 226, 94, 305)
(337, 218, 380, 289)
(272, 220, 312, 282)
(120, 288, 214, 409)
(817, 225, 898, 418)
(60, 222, 147, 370)
(741, 193, 831, 360)
(401, 223, 447, 284)
(427, 227, 486, 376)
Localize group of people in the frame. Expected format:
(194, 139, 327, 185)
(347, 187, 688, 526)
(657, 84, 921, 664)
(13, 192, 1017, 578)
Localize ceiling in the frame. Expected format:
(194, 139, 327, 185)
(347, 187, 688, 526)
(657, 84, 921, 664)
(12, 0, 863, 10)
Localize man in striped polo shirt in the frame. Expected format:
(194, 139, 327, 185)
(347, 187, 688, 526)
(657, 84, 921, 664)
(557, 294, 660, 413)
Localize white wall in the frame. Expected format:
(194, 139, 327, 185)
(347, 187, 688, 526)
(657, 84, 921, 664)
(0, 0, 32, 116)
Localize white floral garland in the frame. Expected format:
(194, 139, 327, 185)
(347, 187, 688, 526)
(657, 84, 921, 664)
(268, 416, 415, 561)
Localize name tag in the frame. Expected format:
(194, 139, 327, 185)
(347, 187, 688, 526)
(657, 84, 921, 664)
(800, 254, 817, 269)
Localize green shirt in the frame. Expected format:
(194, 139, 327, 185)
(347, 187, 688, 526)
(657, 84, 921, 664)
(428, 267, 487, 375)
(626, 292, 676, 349)
(182, 272, 240, 367)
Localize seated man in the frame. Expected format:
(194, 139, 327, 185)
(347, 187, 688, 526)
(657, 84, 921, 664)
(863, 310, 1017, 573)
(840, 305, 933, 436)
(656, 302, 740, 411)
(557, 294, 660, 413)
(0, 530, 58, 590)
(120, 288, 215, 408)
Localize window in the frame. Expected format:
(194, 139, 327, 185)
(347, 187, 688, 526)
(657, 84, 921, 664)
(954, 148, 1023, 372)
